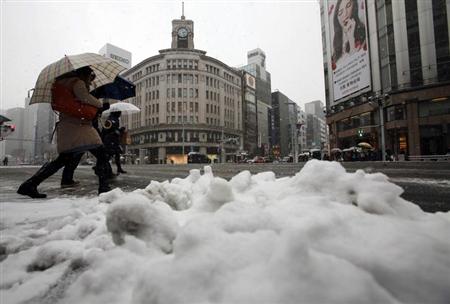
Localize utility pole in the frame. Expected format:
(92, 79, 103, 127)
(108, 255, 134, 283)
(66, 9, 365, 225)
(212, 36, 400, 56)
(379, 98, 386, 161)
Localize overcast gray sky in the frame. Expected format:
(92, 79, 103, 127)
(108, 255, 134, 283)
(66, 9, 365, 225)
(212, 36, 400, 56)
(1, 0, 325, 110)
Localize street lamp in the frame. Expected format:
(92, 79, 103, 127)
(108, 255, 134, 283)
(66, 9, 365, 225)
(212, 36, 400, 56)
(286, 101, 299, 163)
(368, 94, 388, 161)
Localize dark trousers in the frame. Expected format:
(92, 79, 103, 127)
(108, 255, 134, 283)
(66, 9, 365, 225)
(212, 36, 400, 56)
(25, 146, 110, 191)
(113, 152, 124, 172)
(61, 152, 83, 184)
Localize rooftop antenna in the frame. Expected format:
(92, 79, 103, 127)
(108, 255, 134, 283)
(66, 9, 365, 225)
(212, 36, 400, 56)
(181, 1, 185, 19)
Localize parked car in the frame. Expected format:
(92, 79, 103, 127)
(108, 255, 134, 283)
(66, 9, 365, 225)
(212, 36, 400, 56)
(187, 152, 211, 164)
(281, 156, 293, 163)
(248, 156, 265, 163)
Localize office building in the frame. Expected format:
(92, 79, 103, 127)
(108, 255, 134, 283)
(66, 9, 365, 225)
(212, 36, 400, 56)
(320, 0, 450, 157)
(240, 48, 273, 155)
(272, 91, 299, 158)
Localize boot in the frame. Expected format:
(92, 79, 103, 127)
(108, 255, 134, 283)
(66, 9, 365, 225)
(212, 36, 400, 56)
(117, 166, 127, 174)
(17, 161, 62, 198)
(17, 180, 47, 198)
(61, 180, 80, 188)
(95, 161, 111, 194)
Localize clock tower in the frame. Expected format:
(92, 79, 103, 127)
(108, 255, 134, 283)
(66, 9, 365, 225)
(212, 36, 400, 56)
(171, 4, 194, 49)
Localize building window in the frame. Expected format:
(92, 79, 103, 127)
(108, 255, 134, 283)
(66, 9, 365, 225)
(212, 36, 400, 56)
(405, 0, 423, 86)
(418, 99, 450, 117)
(178, 88, 182, 98)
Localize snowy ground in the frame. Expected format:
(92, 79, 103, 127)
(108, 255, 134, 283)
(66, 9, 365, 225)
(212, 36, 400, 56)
(1, 160, 449, 304)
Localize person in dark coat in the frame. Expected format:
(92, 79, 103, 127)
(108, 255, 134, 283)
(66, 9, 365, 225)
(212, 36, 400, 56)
(17, 66, 111, 198)
(102, 111, 127, 175)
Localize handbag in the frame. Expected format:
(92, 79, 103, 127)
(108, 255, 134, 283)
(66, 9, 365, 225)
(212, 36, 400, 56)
(51, 81, 98, 120)
(120, 130, 131, 145)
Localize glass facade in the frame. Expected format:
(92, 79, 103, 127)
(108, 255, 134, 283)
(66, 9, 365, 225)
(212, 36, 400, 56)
(405, 0, 423, 86)
(432, 0, 450, 82)
(376, 0, 397, 91)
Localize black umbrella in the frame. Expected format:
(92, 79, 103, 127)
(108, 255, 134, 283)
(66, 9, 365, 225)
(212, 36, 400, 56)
(91, 76, 136, 100)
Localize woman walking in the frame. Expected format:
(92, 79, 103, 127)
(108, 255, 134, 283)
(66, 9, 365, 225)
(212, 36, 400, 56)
(17, 66, 111, 198)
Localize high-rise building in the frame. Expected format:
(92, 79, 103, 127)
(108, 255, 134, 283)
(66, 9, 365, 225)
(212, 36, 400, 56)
(122, 13, 243, 164)
(305, 100, 328, 150)
(239, 48, 273, 155)
(3, 107, 25, 162)
(320, 0, 450, 157)
(305, 100, 325, 119)
(271, 91, 299, 158)
(241, 72, 258, 155)
(297, 108, 307, 152)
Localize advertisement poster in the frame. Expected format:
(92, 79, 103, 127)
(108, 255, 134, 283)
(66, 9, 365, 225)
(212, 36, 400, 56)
(328, 0, 371, 103)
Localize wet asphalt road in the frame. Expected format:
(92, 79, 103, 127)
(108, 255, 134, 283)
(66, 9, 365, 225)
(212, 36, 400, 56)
(1, 161, 449, 213)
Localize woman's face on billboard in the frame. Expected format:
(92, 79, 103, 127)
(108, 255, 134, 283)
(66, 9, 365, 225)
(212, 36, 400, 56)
(337, 0, 354, 27)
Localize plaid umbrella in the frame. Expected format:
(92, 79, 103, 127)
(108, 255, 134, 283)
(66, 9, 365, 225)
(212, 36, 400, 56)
(29, 53, 126, 105)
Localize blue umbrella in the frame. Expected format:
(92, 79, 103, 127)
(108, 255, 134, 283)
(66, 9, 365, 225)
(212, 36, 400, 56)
(91, 76, 136, 100)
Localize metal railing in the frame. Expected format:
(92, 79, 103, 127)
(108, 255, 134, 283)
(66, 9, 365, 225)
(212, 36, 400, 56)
(408, 154, 450, 161)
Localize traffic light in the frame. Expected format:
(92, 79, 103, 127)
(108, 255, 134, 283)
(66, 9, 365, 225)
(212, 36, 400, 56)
(357, 129, 364, 137)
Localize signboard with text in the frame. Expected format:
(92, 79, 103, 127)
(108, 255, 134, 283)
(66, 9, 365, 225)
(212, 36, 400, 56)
(328, 0, 371, 105)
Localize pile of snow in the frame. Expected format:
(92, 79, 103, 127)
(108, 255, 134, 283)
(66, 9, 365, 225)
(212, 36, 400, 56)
(1, 160, 450, 304)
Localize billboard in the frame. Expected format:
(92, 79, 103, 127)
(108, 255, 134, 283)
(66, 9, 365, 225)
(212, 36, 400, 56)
(328, 0, 371, 104)
(245, 73, 256, 90)
(99, 43, 132, 69)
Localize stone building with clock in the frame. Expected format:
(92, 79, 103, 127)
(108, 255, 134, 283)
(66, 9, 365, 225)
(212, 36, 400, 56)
(121, 13, 243, 164)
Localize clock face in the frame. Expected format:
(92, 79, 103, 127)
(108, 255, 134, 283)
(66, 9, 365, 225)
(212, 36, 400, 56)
(177, 27, 188, 38)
